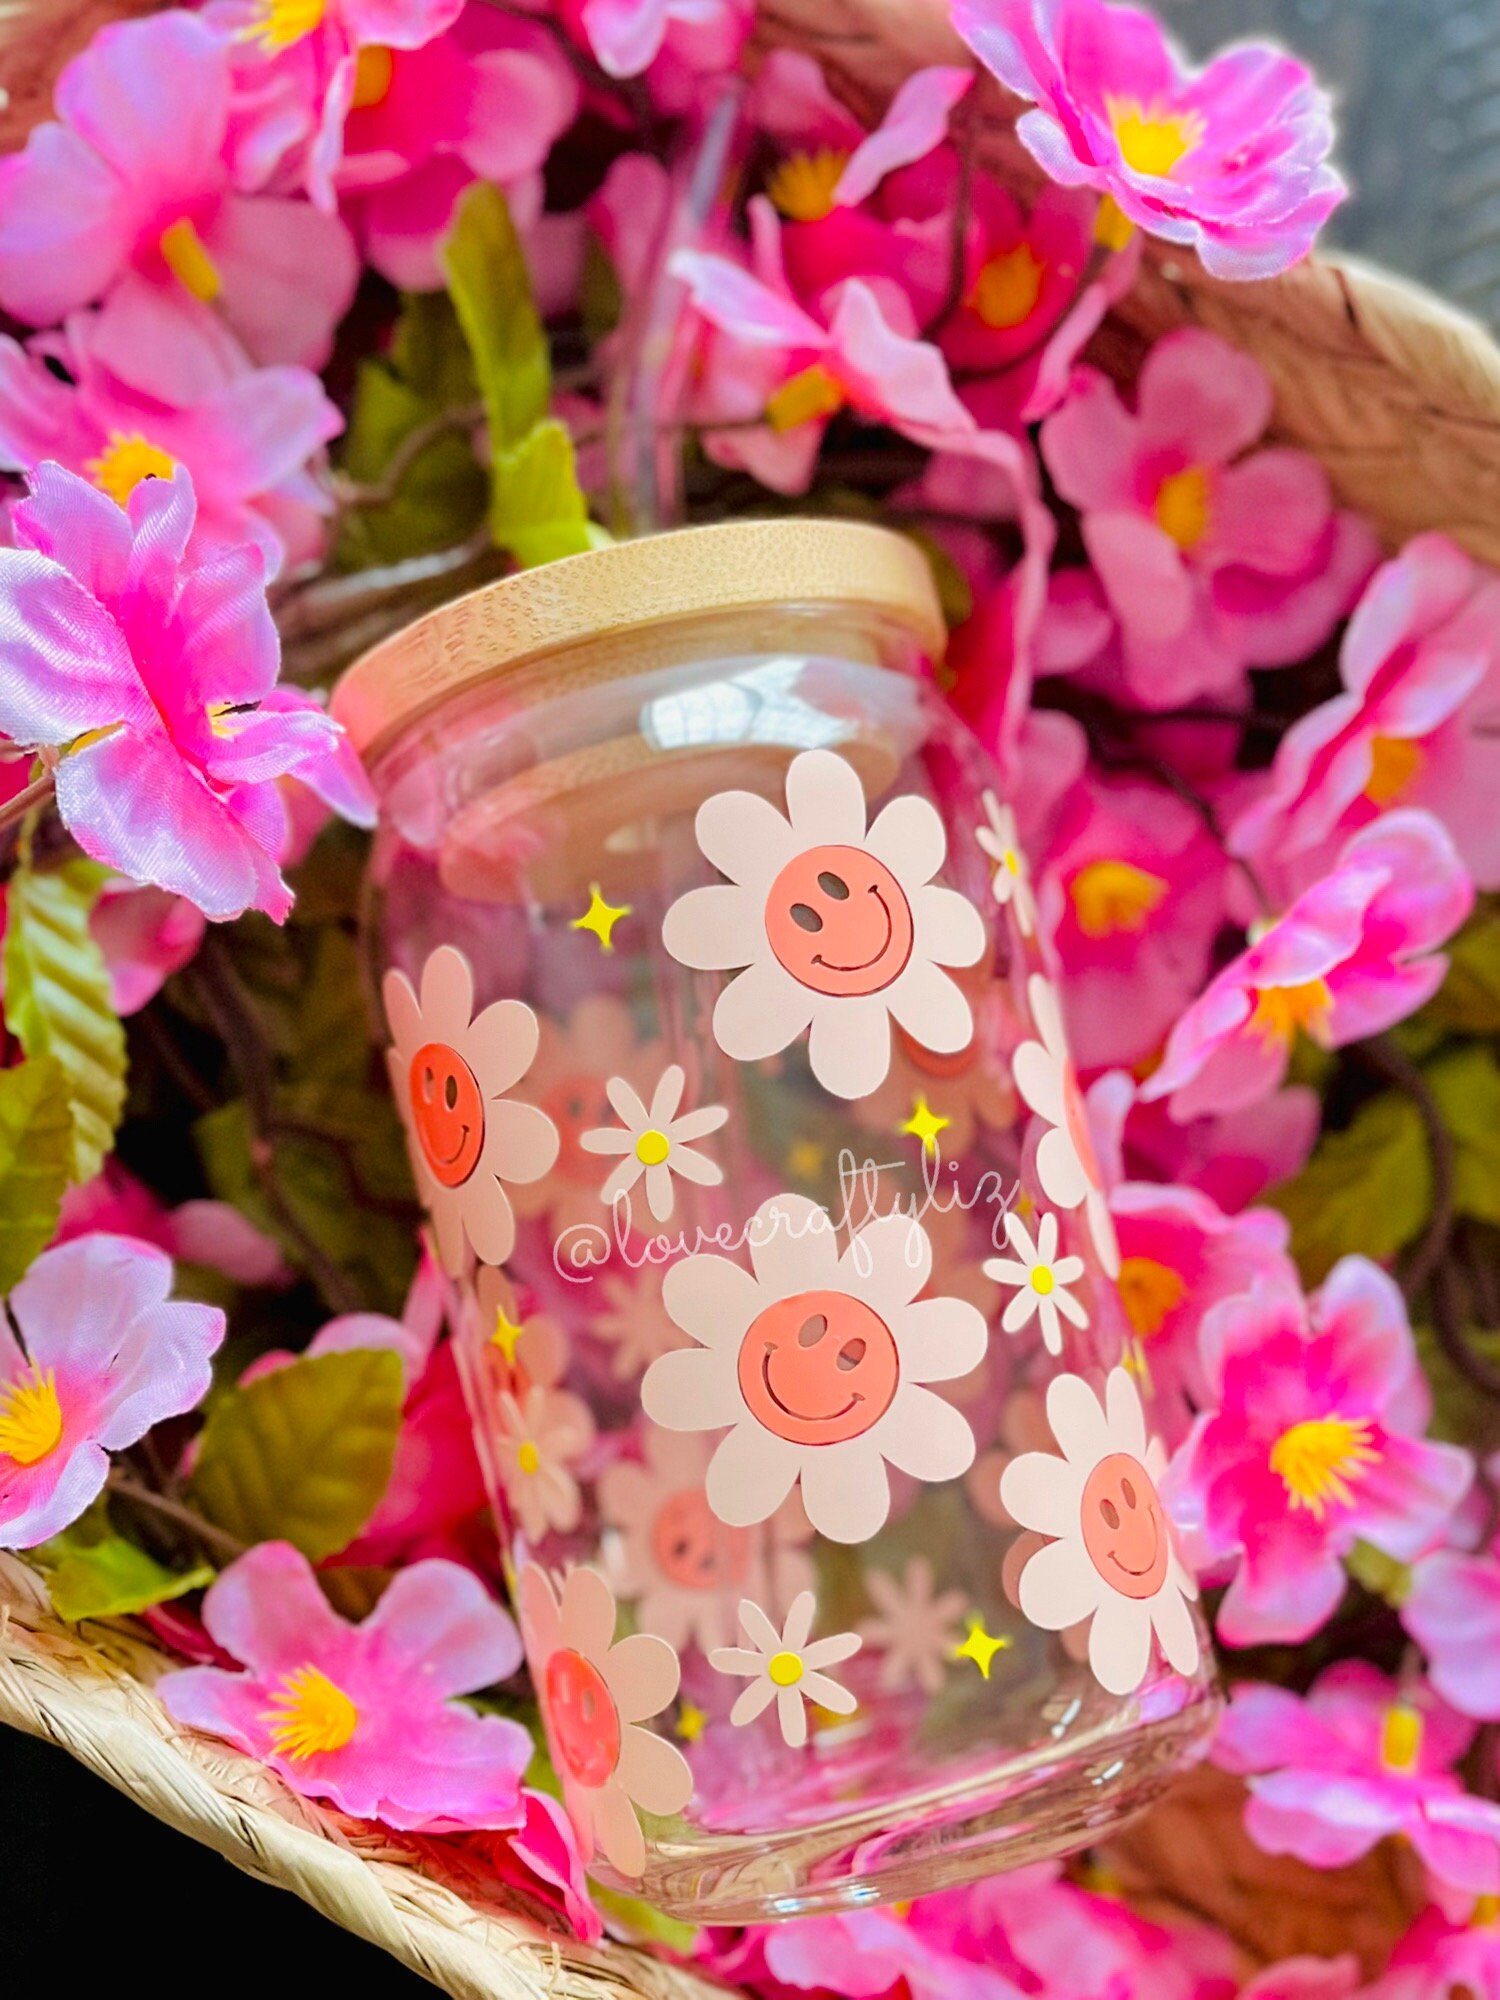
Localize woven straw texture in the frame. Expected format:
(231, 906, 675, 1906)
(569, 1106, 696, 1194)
(3, 0, 1500, 1992)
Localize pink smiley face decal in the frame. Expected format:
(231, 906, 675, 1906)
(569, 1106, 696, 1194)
(408, 1041, 485, 1188)
(737, 1288, 900, 1447)
(764, 844, 915, 998)
(545, 1647, 622, 1789)
(1080, 1452, 1169, 1600)
(542, 1074, 616, 1183)
(650, 1487, 752, 1592)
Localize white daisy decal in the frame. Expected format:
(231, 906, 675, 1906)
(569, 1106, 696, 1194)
(493, 1380, 595, 1544)
(662, 748, 986, 1100)
(1013, 973, 1120, 1276)
(984, 1210, 1089, 1358)
(579, 1064, 728, 1223)
(1001, 1367, 1200, 1697)
(641, 1192, 985, 1545)
(710, 1590, 860, 1747)
(383, 946, 559, 1274)
(975, 791, 1036, 936)
(858, 1556, 966, 1695)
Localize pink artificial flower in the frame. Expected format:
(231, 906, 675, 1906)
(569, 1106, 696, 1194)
(1403, 1538, 1500, 1721)
(1088, 1065, 1320, 1215)
(1109, 1180, 1298, 1447)
(702, 1906, 1022, 2000)
(1241, 1961, 1362, 2000)
(1214, 1661, 1500, 1900)
(1141, 811, 1473, 1121)
(55, 1160, 290, 1289)
(0, 1234, 224, 1549)
(1037, 772, 1231, 1071)
(159, 1541, 532, 1829)
(571, 0, 747, 81)
(333, 7, 580, 291)
(0, 12, 358, 378)
(1040, 331, 1344, 705)
(459, 1787, 603, 1943)
(0, 464, 374, 923)
(1368, 1904, 1500, 2000)
(1170, 1257, 1473, 1645)
(0, 308, 341, 575)
(951, 0, 1345, 279)
(1231, 533, 1500, 900)
(87, 880, 207, 1016)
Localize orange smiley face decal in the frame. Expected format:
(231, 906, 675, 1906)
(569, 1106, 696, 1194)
(409, 1040, 485, 1188)
(650, 1486, 751, 1592)
(1080, 1451, 1169, 1600)
(545, 1647, 621, 1788)
(764, 844, 915, 998)
(737, 1288, 900, 1447)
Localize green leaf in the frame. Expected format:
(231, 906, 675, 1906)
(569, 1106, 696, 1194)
(1423, 902, 1500, 1033)
(1428, 1043, 1500, 1227)
(491, 418, 598, 567)
(188, 1347, 404, 1560)
(440, 182, 550, 453)
(337, 291, 486, 568)
(45, 1533, 213, 1623)
(1268, 1090, 1432, 1285)
(3, 859, 127, 1182)
(0, 1055, 73, 1291)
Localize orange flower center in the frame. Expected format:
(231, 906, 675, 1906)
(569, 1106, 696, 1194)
(1154, 465, 1212, 550)
(1365, 734, 1425, 805)
(970, 242, 1047, 330)
(1070, 858, 1170, 937)
(1117, 1257, 1187, 1338)
(263, 1665, 358, 1760)
(766, 148, 850, 222)
(352, 45, 394, 109)
(1249, 977, 1334, 1047)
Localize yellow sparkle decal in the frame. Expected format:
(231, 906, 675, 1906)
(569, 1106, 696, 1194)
(491, 1307, 524, 1365)
(900, 1094, 951, 1157)
(952, 1615, 1011, 1681)
(787, 1137, 826, 1180)
(676, 1702, 707, 1743)
(571, 883, 632, 952)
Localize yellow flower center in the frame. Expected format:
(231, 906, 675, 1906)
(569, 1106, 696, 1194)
(239, 0, 326, 51)
(516, 1439, 541, 1476)
(1249, 977, 1334, 1047)
(351, 44, 394, 109)
(970, 242, 1047, 330)
(1117, 1256, 1187, 1338)
(1093, 196, 1135, 251)
(768, 1649, 804, 1688)
(85, 432, 177, 508)
(766, 362, 846, 432)
(635, 1128, 671, 1167)
(1029, 1263, 1056, 1297)
(1108, 98, 1205, 179)
(159, 218, 221, 303)
(1269, 1414, 1380, 1518)
(0, 1366, 63, 1467)
(263, 1665, 358, 1761)
(1380, 1702, 1424, 1773)
(1474, 1895, 1500, 1928)
(1070, 858, 1170, 938)
(1154, 465, 1212, 550)
(1365, 734, 1425, 806)
(766, 148, 850, 222)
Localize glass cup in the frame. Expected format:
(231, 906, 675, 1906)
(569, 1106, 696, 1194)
(335, 520, 1218, 1923)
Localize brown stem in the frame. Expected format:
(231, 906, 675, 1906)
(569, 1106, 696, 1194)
(329, 399, 486, 512)
(106, 1471, 247, 1564)
(1431, 1259, 1500, 1398)
(925, 99, 978, 336)
(1354, 1033, 1455, 1306)
(270, 530, 495, 638)
(0, 768, 54, 838)
(190, 937, 364, 1315)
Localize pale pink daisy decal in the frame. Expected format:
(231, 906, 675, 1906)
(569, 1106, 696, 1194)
(598, 1427, 814, 1654)
(662, 748, 986, 1099)
(384, 946, 559, 1275)
(984, 1209, 1089, 1358)
(511, 998, 664, 1238)
(1001, 1368, 1201, 1697)
(1013, 973, 1121, 1276)
(858, 1557, 967, 1695)
(493, 1380, 596, 1545)
(579, 1064, 729, 1223)
(641, 1192, 986, 1544)
(975, 790, 1037, 937)
(517, 1563, 692, 1881)
(710, 1590, 861, 1747)
(592, 1267, 685, 1382)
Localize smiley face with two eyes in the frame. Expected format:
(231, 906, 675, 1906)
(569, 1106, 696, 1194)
(763, 845, 916, 999)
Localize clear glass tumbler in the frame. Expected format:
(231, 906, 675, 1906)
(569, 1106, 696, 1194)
(335, 520, 1218, 1923)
